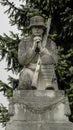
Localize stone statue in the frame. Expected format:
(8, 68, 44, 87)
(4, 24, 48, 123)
(18, 15, 58, 90)
(6, 15, 73, 130)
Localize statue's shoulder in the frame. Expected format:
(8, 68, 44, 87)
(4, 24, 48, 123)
(19, 35, 32, 47)
(20, 35, 32, 43)
(48, 38, 56, 45)
(47, 38, 57, 50)
(47, 38, 58, 63)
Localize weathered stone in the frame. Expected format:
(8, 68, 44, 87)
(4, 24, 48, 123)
(6, 15, 73, 130)
(28, 15, 46, 30)
(18, 15, 58, 90)
(6, 89, 73, 130)
(6, 120, 73, 130)
(8, 90, 70, 121)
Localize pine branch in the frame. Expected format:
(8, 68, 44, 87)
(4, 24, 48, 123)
(0, 80, 13, 98)
(0, 0, 26, 28)
(0, 32, 21, 73)
(0, 104, 10, 126)
(0, 0, 20, 12)
(8, 76, 19, 90)
(0, 0, 42, 30)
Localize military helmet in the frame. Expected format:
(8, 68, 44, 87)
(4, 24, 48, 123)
(28, 15, 46, 29)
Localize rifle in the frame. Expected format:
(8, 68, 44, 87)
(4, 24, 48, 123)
(42, 18, 51, 48)
(31, 18, 51, 88)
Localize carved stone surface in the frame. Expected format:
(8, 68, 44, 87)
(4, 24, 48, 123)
(18, 15, 58, 90)
(6, 15, 73, 130)
(6, 90, 73, 130)
(6, 121, 73, 130)
(8, 90, 70, 121)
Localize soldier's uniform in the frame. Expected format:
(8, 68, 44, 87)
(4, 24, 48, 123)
(18, 16, 58, 90)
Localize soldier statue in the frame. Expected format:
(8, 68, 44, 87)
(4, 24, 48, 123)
(18, 15, 58, 90)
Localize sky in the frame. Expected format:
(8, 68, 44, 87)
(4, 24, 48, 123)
(0, 0, 25, 129)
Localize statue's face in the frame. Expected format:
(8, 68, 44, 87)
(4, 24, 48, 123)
(31, 26, 44, 36)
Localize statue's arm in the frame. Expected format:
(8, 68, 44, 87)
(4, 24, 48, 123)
(51, 41, 58, 63)
(18, 38, 36, 66)
(18, 40, 26, 66)
(47, 39, 58, 64)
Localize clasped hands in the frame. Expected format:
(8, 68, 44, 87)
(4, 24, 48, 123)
(33, 36, 49, 56)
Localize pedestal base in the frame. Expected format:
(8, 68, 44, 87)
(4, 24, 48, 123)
(6, 90, 73, 130)
(6, 121, 73, 130)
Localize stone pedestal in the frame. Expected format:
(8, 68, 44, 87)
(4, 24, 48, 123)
(6, 121, 73, 130)
(6, 90, 73, 130)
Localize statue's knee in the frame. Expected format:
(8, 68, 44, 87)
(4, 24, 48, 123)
(18, 68, 34, 90)
(18, 72, 32, 90)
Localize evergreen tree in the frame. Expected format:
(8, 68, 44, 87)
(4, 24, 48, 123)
(0, 0, 73, 126)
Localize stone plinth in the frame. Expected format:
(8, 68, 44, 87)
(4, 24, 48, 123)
(6, 121, 73, 130)
(6, 90, 73, 130)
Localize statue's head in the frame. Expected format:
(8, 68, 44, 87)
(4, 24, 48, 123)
(28, 15, 46, 36)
